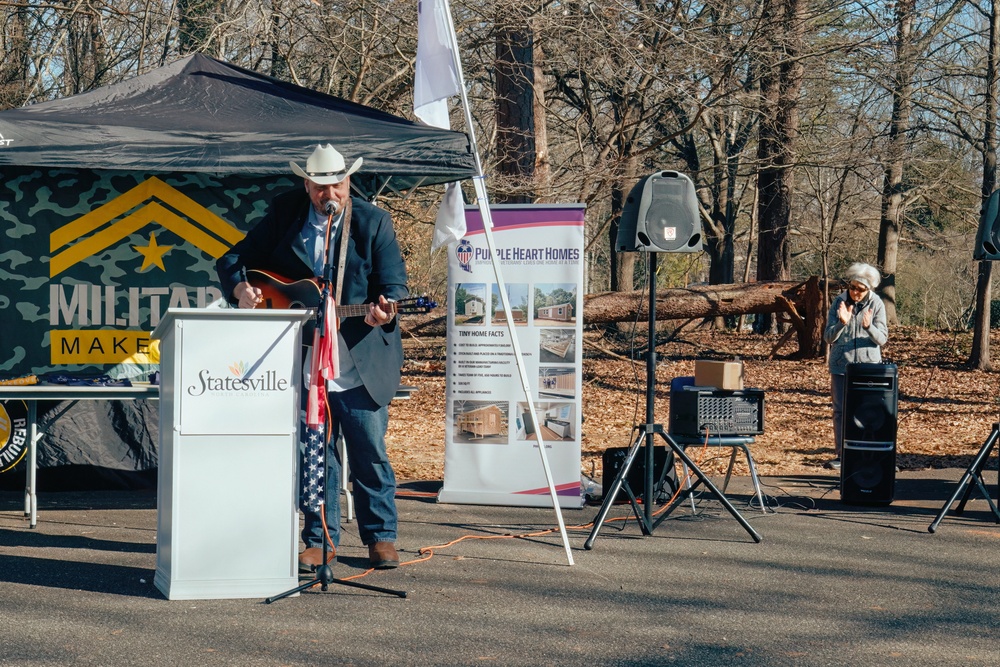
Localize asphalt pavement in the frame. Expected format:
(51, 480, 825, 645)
(1, 468, 998, 667)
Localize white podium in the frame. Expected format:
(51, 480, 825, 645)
(151, 308, 309, 600)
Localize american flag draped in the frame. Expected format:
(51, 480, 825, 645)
(300, 294, 339, 514)
(306, 295, 339, 428)
(300, 421, 326, 513)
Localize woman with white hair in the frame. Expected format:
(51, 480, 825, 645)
(822, 262, 889, 470)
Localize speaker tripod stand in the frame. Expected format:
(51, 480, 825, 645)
(266, 433, 408, 602)
(584, 253, 762, 549)
(928, 422, 1000, 533)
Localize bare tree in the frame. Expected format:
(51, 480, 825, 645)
(0, 1, 33, 109)
(177, 0, 221, 55)
(690, 87, 757, 287)
(876, 0, 917, 325)
(495, 3, 536, 203)
(755, 0, 805, 334)
(63, 1, 110, 93)
(970, 0, 1000, 370)
(532, 31, 551, 199)
(2, 0, 997, 332)
(876, 0, 967, 324)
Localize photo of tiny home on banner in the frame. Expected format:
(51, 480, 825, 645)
(439, 204, 585, 508)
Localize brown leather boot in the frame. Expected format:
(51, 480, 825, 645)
(298, 546, 336, 573)
(368, 541, 399, 569)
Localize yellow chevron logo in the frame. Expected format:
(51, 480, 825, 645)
(49, 177, 246, 277)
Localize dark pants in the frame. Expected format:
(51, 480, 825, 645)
(831, 373, 845, 458)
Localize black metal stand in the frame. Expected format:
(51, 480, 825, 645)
(266, 418, 406, 602)
(584, 253, 762, 550)
(266, 546, 407, 603)
(266, 206, 405, 602)
(928, 423, 1000, 533)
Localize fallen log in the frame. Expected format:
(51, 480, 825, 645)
(402, 279, 828, 357)
(582, 278, 826, 358)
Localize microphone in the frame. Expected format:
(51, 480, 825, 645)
(324, 201, 339, 216)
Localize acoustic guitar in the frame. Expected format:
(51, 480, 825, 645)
(245, 270, 436, 329)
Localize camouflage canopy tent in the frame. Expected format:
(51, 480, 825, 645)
(0, 53, 475, 489)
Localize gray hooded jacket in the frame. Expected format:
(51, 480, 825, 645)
(824, 290, 889, 375)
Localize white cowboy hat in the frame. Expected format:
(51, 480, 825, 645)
(289, 144, 363, 185)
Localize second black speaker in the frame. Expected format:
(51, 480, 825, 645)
(841, 362, 898, 504)
(602, 446, 677, 503)
(842, 445, 896, 505)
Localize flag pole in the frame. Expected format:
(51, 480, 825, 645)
(437, 1, 574, 566)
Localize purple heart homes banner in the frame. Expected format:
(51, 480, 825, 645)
(439, 204, 586, 508)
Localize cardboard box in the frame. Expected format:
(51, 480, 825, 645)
(694, 360, 744, 390)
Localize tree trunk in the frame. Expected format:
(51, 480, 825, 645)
(532, 36, 550, 200)
(970, 0, 1000, 370)
(177, 0, 220, 55)
(970, 263, 993, 370)
(691, 113, 733, 288)
(495, 12, 535, 203)
(0, 2, 32, 109)
(877, 0, 917, 326)
(610, 155, 640, 292)
(755, 0, 804, 331)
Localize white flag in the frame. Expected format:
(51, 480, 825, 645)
(415, 0, 461, 123)
(415, 0, 466, 250)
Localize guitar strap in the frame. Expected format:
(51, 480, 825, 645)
(320, 198, 352, 305)
(333, 199, 352, 305)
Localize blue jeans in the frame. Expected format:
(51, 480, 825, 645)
(300, 385, 397, 548)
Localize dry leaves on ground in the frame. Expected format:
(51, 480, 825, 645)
(387, 327, 1000, 482)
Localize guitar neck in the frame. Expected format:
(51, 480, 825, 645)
(245, 270, 416, 319)
(335, 303, 397, 318)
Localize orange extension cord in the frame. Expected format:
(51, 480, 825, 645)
(307, 433, 718, 586)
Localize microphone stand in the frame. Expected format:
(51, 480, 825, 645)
(266, 201, 406, 603)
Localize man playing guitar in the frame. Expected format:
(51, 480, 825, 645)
(216, 144, 406, 572)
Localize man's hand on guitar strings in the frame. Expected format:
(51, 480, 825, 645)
(237, 281, 264, 309)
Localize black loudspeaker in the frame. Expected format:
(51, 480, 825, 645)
(602, 446, 677, 503)
(843, 363, 897, 443)
(841, 363, 898, 504)
(973, 189, 1000, 260)
(841, 445, 896, 505)
(616, 171, 702, 253)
